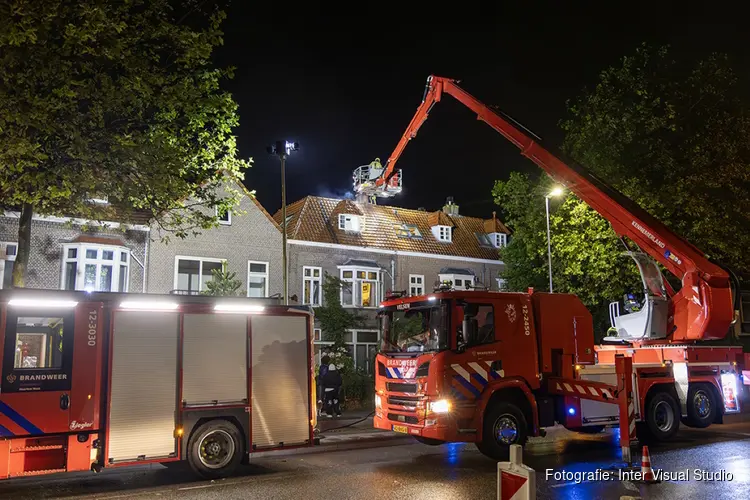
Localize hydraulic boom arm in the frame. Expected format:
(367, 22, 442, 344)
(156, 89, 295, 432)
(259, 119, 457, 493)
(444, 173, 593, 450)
(376, 75, 734, 342)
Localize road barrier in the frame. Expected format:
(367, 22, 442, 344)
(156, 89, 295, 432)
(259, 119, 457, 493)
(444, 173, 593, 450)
(497, 444, 536, 500)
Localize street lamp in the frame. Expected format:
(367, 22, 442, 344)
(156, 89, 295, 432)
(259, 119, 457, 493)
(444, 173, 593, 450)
(267, 140, 299, 305)
(545, 186, 564, 293)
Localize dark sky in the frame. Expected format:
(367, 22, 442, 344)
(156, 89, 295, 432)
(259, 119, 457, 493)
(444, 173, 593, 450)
(213, 4, 747, 218)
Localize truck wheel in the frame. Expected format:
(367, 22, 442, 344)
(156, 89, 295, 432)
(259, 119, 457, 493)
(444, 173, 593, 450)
(414, 436, 445, 446)
(685, 383, 716, 428)
(476, 402, 528, 460)
(187, 420, 244, 479)
(645, 391, 680, 441)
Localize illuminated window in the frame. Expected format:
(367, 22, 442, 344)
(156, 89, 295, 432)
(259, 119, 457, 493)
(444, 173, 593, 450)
(338, 214, 361, 232)
(13, 316, 65, 369)
(340, 266, 381, 308)
(303, 266, 322, 306)
(395, 224, 422, 239)
(62, 243, 130, 292)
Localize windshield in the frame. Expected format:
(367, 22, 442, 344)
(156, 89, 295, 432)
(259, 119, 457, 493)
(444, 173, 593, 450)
(380, 301, 449, 353)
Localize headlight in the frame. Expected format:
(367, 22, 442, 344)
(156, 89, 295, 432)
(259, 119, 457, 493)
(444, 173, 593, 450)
(429, 399, 451, 414)
(375, 394, 382, 407)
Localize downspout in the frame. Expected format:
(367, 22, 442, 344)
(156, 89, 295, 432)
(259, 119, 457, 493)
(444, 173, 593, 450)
(143, 234, 149, 292)
(129, 234, 149, 293)
(391, 259, 396, 293)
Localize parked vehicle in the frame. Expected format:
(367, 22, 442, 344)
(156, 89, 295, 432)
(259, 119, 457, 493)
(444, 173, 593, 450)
(0, 289, 316, 479)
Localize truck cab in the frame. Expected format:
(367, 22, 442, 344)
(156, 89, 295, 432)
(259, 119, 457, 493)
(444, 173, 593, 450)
(373, 288, 560, 458)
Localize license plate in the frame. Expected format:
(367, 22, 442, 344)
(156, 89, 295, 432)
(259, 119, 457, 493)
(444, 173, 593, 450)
(392, 425, 408, 434)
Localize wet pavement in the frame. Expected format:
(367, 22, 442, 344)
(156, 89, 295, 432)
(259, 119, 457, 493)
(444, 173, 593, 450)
(1, 416, 750, 499)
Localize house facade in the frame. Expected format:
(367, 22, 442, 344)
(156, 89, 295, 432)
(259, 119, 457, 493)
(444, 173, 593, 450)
(0, 211, 150, 294)
(146, 182, 283, 298)
(275, 196, 509, 373)
(0, 182, 283, 300)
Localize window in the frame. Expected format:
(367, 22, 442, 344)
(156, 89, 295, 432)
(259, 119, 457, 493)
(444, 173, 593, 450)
(476, 233, 493, 247)
(490, 232, 507, 248)
(463, 304, 495, 346)
(496, 278, 507, 291)
(2, 312, 74, 393)
(338, 214, 361, 232)
(62, 244, 130, 292)
(12, 316, 65, 369)
(87, 195, 109, 204)
(396, 224, 422, 239)
(247, 261, 269, 297)
(439, 273, 474, 291)
(340, 266, 381, 307)
(303, 266, 322, 306)
(432, 225, 452, 243)
(0, 242, 17, 290)
(313, 330, 379, 374)
(174, 256, 224, 294)
(216, 206, 232, 225)
(409, 274, 424, 296)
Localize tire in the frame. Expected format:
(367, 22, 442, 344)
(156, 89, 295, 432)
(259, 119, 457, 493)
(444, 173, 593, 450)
(570, 426, 605, 434)
(187, 420, 244, 479)
(645, 391, 680, 441)
(475, 402, 528, 461)
(685, 384, 716, 428)
(414, 436, 445, 446)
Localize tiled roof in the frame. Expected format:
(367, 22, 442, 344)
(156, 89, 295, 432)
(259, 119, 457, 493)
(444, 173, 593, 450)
(273, 196, 509, 261)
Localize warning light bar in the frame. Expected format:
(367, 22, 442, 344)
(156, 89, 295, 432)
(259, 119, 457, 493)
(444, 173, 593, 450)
(214, 303, 265, 313)
(119, 301, 179, 311)
(8, 298, 78, 308)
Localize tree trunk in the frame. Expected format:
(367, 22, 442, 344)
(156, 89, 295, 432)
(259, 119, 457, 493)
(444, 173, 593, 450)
(11, 203, 33, 288)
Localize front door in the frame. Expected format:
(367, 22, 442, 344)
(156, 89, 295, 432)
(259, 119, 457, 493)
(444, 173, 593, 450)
(0, 305, 76, 437)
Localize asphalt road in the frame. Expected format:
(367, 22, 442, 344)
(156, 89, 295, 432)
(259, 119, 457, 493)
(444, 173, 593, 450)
(2, 418, 750, 500)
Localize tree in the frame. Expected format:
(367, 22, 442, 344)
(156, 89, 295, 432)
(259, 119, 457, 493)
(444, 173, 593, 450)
(0, 0, 250, 287)
(560, 44, 750, 276)
(314, 273, 361, 366)
(202, 261, 242, 296)
(493, 173, 641, 335)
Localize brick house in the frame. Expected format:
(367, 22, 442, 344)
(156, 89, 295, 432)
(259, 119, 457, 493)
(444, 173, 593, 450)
(147, 182, 284, 298)
(0, 181, 283, 299)
(0, 209, 150, 293)
(274, 196, 509, 373)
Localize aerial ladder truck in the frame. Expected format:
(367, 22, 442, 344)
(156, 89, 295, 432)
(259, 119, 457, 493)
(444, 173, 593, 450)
(366, 76, 745, 462)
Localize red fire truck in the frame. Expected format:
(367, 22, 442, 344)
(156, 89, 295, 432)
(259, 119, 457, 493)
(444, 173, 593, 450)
(370, 76, 745, 461)
(0, 289, 316, 479)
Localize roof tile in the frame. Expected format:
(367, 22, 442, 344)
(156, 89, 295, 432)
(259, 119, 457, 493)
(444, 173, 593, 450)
(273, 196, 509, 260)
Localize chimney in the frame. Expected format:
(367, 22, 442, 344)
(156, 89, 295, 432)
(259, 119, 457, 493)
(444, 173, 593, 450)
(442, 196, 459, 216)
(417, 207, 426, 211)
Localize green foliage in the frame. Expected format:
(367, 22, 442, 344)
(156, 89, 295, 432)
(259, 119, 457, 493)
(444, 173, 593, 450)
(560, 44, 750, 275)
(201, 261, 242, 297)
(493, 172, 642, 335)
(313, 273, 372, 405)
(314, 273, 361, 349)
(0, 0, 250, 285)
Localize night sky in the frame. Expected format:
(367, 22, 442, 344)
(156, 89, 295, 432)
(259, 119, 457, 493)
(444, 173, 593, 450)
(214, 4, 746, 219)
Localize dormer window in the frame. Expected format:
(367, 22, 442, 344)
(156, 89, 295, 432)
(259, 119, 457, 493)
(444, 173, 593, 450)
(490, 232, 507, 248)
(395, 224, 421, 239)
(432, 225, 452, 243)
(338, 214, 361, 232)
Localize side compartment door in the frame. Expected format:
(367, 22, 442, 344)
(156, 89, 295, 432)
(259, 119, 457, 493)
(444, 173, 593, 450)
(1, 305, 76, 436)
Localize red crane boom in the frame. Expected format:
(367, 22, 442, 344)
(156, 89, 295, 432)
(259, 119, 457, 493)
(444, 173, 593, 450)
(376, 75, 733, 342)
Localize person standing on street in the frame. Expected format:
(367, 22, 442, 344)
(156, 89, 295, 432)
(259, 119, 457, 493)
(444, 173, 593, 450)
(322, 362, 343, 418)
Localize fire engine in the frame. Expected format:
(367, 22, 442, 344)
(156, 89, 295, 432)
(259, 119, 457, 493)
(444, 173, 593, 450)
(371, 76, 746, 462)
(0, 288, 316, 479)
